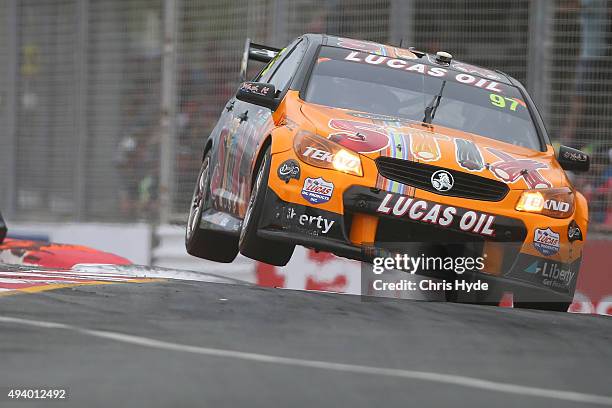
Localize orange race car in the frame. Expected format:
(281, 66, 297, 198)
(186, 34, 590, 311)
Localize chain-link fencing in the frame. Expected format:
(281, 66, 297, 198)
(1, 0, 610, 231)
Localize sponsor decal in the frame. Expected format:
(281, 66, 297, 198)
(533, 228, 560, 256)
(454, 138, 485, 171)
(487, 148, 552, 189)
(562, 150, 588, 162)
(524, 261, 539, 274)
(240, 82, 272, 97)
(336, 38, 387, 55)
(343, 51, 505, 93)
(409, 131, 448, 161)
(544, 199, 570, 213)
(431, 170, 454, 192)
(506, 253, 582, 293)
(376, 193, 496, 237)
(277, 159, 301, 183)
(278, 206, 335, 235)
(301, 146, 360, 169)
(302, 146, 333, 162)
(393, 47, 418, 60)
(328, 119, 390, 153)
(450, 60, 503, 81)
(301, 177, 334, 205)
(335, 38, 418, 60)
(348, 111, 412, 125)
(568, 220, 583, 242)
(523, 260, 576, 289)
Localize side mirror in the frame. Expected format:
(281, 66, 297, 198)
(557, 145, 590, 172)
(236, 82, 278, 110)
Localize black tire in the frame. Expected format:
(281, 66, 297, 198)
(239, 146, 294, 266)
(513, 302, 571, 312)
(185, 151, 238, 262)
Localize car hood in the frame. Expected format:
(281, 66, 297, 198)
(299, 103, 568, 190)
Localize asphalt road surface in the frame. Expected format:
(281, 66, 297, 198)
(1, 274, 611, 408)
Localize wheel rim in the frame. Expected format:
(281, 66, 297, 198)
(240, 154, 266, 244)
(187, 157, 209, 241)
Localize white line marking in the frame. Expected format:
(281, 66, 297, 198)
(1, 315, 611, 406)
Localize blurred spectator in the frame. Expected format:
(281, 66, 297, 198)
(575, 145, 612, 227)
(115, 55, 161, 220)
(115, 125, 160, 219)
(557, 0, 611, 230)
(306, 9, 329, 34)
(560, 0, 610, 146)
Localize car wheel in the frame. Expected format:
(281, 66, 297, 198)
(513, 302, 571, 312)
(239, 146, 294, 266)
(185, 151, 238, 262)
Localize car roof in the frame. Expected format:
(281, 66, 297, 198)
(299, 33, 514, 86)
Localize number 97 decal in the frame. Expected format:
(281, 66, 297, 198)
(489, 94, 526, 112)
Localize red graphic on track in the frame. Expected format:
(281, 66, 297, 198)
(0, 239, 131, 269)
(0, 239, 145, 295)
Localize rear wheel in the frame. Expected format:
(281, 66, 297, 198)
(185, 151, 238, 262)
(239, 147, 294, 266)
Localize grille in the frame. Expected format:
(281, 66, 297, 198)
(376, 157, 509, 201)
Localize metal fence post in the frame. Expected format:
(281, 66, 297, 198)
(527, 0, 552, 119)
(74, 0, 89, 220)
(159, 0, 178, 224)
(389, 0, 415, 47)
(3, 0, 18, 220)
(270, 0, 288, 46)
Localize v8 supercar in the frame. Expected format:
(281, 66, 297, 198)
(186, 34, 590, 311)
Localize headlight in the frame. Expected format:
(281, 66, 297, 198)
(515, 187, 575, 218)
(293, 130, 363, 176)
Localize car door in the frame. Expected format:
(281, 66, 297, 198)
(207, 92, 243, 215)
(216, 39, 308, 217)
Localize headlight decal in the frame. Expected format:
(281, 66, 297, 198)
(293, 130, 363, 176)
(515, 188, 575, 218)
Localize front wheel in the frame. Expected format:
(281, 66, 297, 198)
(239, 147, 294, 266)
(185, 151, 239, 263)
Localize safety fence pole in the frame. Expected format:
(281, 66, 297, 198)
(159, 0, 178, 224)
(3, 0, 18, 220)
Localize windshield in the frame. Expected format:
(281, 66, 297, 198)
(305, 46, 541, 150)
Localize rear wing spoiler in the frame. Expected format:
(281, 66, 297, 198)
(240, 38, 281, 82)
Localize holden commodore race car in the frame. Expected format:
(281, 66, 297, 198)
(186, 34, 590, 311)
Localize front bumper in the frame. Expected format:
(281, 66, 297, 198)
(261, 150, 585, 299)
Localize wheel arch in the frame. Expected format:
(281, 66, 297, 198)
(202, 138, 214, 162)
(251, 134, 273, 189)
